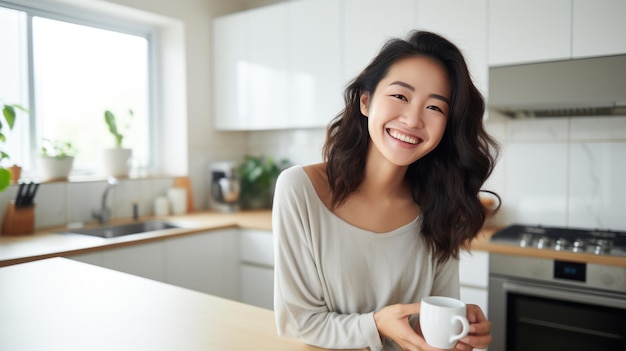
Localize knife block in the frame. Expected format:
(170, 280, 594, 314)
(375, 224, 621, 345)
(1, 202, 35, 236)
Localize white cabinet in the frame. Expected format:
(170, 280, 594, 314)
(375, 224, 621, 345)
(165, 229, 239, 300)
(68, 230, 240, 301)
(572, 0, 626, 57)
(212, 12, 247, 130)
(286, 0, 342, 128)
(69, 241, 166, 282)
(415, 0, 489, 101)
(101, 241, 166, 281)
(342, 0, 417, 81)
(239, 229, 274, 309)
(240, 264, 274, 310)
(459, 250, 489, 317)
(488, 0, 572, 66)
(212, 0, 342, 130)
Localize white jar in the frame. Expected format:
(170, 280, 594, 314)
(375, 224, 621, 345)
(154, 196, 170, 216)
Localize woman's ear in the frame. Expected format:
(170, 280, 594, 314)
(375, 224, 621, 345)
(359, 93, 369, 117)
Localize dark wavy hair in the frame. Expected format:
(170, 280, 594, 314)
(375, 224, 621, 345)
(323, 30, 500, 264)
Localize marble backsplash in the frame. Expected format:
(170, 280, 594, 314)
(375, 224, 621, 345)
(485, 115, 626, 231)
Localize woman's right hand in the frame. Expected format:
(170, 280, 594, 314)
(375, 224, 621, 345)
(373, 303, 442, 351)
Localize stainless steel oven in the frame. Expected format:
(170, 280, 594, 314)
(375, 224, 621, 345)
(488, 225, 626, 351)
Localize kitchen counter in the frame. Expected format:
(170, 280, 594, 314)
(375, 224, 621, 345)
(0, 210, 273, 267)
(0, 257, 364, 351)
(2, 210, 625, 268)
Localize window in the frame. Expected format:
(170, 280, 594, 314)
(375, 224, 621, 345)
(0, 3, 152, 178)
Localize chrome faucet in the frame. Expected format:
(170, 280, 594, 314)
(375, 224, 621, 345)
(92, 177, 119, 224)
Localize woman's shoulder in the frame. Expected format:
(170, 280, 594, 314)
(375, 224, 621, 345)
(276, 163, 332, 207)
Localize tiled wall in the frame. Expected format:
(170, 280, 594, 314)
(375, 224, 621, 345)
(485, 115, 626, 231)
(0, 177, 174, 230)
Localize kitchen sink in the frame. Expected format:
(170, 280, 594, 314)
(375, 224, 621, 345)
(61, 221, 183, 238)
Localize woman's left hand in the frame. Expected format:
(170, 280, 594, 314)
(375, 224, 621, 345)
(455, 304, 492, 350)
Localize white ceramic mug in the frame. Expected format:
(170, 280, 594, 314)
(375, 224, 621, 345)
(420, 296, 470, 349)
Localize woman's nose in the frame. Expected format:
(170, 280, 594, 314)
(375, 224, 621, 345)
(402, 107, 424, 128)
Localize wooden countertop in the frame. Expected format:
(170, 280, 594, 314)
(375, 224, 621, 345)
(0, 257, 364, 351)
(0, 210, 273, 267)
(2, 210, 625, 268)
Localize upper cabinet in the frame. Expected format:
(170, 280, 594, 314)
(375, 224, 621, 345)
(342, 0, 417, 82)
(572, 0, 626, 58)
(212, 0, 341, 131)
(489, 0, 626, 66)
(213, 0, 626, 130)
(488, 0, 572, 66)
(415, 0, 488, 100)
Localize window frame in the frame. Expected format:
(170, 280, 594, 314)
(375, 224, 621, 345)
(0, 0, 160, 178)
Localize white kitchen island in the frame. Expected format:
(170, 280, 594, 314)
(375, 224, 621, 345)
(0, 257, 365, 351)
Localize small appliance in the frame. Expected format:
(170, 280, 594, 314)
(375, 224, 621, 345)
(208, 161, 240, 212)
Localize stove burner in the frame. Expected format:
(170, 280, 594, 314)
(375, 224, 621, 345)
(594, 239, 613, 255)
(554, 238, 568, 251)
(491, 224, 626, 257)
(572, 239, 586, 252)
(536, 236, 552, 249)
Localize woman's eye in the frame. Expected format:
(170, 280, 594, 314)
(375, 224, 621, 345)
(427, 105, 444, 113)
(391, 94, 407, 101)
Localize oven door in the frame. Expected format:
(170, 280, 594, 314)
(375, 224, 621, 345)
(489, 277, 626, 351)
(489, 276, 626, 351)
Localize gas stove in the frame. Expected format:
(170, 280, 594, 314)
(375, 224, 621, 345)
(489, 224, 626, 257)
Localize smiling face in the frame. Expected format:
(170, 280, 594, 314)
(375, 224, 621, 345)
(360, 55, 451, 167)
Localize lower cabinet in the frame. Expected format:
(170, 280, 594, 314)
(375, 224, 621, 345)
(240, 264, 274, 310)
(67, 229, 239, 301)
(459, 250, 489, 316)
(239, 229, 275, 310)
(68, 241, 165, 282)
(165, 229, 239, 300)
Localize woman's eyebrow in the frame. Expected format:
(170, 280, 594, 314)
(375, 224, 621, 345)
(390, 80, 450, 105)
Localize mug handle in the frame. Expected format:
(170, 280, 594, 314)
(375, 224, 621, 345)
(449, 315, 470, 343)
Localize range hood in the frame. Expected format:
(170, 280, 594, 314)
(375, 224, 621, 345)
(488, 55, 626, 118)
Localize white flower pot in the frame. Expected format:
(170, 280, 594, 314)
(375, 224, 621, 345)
(39, 156, 74, 181)
(103, 148, 132, 177)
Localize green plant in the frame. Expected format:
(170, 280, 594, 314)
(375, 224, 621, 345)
(104, 109, 133, 148)
(0, 101, 28, 191)
(40, 138, 77, 159)
(238, 155, 291, 209)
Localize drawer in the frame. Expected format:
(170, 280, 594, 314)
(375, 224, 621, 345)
(240, 229, 274, 267)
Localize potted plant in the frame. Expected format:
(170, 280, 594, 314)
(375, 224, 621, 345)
(237, 155, 291, 209)
(39, 138, 77, 181)
(103, 109, 133, 177)
(0, 101, 28, 191)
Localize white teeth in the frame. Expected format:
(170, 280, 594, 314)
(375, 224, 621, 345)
(388, 129, 418, 144)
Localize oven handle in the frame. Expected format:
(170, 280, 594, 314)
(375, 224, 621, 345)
(502, 281, 626, 309)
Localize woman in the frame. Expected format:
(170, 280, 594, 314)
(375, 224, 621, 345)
(272, 30, 499, 351)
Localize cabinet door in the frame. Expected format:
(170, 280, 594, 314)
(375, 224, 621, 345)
(66, 251, 102, 266)
(416, 0, 488, 100)
(213, 12, 248, 130)
(246, 4, 288, 130)
(165, 230, 239, 300)
(572, 0, 626, 57)
(286, 0, 342, 128)
(240, 229, 274, 266)
(342, 0, 417, 82)
(459, 250, 489, 288)
(100, 241, 166, 282)
(240, 264, 274, 310)
(488, 0, 571, 66)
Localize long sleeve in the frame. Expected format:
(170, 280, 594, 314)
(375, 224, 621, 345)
(272, 168, 383, 350)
